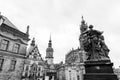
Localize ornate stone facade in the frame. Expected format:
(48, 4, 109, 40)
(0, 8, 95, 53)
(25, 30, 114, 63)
(65, 48, 85, 80)
(0, 14, 29, 80)
(56, 17, 88, 80)
(56, 62, 65, 80)
(0, 14, 87, 80)
(22, 38, 45, 80)
(22, 37, 57, 80)
(57, 48, 85, 80)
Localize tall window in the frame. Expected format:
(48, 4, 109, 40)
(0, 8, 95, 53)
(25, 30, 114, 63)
(33, 66, 37, 71)
(9, 60, 16, 71)
(0, 39, 9, 50)
(26, 65, 29, 71)
(25, 72, 28, 77)
(38, 67, 41, 71)
(38, 73, 40, 76)
(77, 75, 80, 80)
(0, 58, 4, 71)
(12, 43, 20, 53)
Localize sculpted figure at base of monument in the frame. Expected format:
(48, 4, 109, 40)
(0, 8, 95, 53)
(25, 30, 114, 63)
(82, 25, 110, 61)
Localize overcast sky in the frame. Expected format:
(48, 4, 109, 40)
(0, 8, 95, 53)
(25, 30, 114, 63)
(0, 0, 120, 68)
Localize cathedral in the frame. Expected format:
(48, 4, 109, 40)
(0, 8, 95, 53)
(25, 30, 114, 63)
(0, 13, 89, 80)
(56, 16, 87, 80)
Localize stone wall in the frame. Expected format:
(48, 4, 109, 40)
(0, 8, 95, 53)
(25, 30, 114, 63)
(0, 56, 24, 80)
(0, 21, 28, 80)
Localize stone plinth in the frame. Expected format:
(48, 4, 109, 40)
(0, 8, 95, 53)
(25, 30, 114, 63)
(84, 60, 118, 80)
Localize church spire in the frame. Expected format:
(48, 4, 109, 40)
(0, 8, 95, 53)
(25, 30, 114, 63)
(80, 16, 88, 33)
(81, 16, 85, 24)
(46, 35, 54, 64)
(48, 34, 52, 47)
(31, 37, 35, 46)
(50, 33, 51, 41)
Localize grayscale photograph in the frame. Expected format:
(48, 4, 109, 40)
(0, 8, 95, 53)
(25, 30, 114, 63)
(0, 0, 119, 80)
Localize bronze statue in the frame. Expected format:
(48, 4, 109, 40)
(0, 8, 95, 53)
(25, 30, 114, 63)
(82, 25, 110, 61)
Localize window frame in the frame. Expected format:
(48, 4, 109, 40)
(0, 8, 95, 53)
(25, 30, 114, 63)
(38, 72, 40, 76)
(9, 59, 16, 71)
(0, 39, 9, 51)
(38, 67, 41, 71)
(0, 57, 4, 71)
(25, 72, 28, 77)
(12, 43, 20, 53)
(25, 65, 29, 71)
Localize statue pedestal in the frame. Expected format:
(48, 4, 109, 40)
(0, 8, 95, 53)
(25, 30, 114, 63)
(83, 60, 118, 80)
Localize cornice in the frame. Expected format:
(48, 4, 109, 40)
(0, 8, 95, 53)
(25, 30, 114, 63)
(0, 32, 27, 45)
(0, 50, 26, 59)
(45, 56, 54, 58)
(0, 24, 30, 41)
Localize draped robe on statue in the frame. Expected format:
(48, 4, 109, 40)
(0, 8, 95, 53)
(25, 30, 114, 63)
(82, 26, 110, 61)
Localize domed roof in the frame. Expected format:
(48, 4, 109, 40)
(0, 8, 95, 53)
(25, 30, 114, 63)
(46, 47, 54, 52)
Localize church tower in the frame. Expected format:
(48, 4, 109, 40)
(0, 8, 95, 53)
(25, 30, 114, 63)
(79, 16, 88, 48)
(46, 35, 54, 64)
(79, 16, 88, 61)
(80, 16, 88, 33)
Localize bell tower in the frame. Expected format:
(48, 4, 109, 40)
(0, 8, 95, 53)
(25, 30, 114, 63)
(46, 35, 54, 64)
(79, 16, 88, 62)
(79, 16, 88, 48)
(80, 16, 88, 33)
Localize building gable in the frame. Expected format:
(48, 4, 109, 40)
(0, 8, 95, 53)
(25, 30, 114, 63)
(28, 45, 43, 61)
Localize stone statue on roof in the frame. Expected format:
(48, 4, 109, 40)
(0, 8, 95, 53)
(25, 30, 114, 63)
(82, 25, 110, 61)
